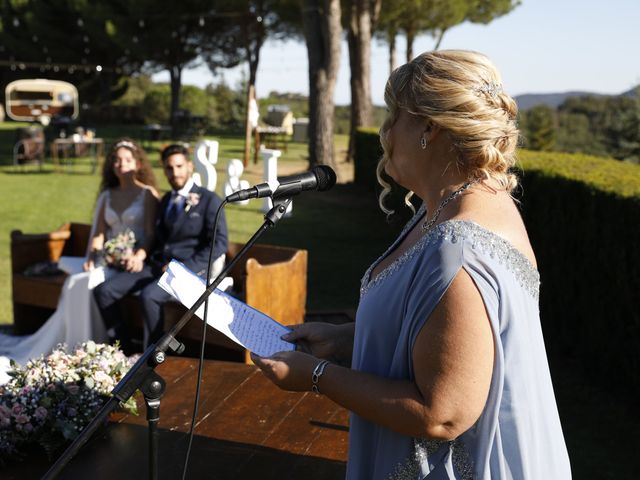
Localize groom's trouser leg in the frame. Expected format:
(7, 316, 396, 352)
(93, 266, 156, 345)
(139, 281, 174, 347)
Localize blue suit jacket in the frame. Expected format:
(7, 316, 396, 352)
(152, 184, 228, 276)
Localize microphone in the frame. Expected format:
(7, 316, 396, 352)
(226, 165, 337, 202)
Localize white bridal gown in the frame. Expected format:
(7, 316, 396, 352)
(0, 187, 149, 384)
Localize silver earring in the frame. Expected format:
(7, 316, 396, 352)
(420, 137, 427, 149)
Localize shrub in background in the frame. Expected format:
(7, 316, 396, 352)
(113, 77, 245, 133)
(140, 87, 171, 125)
(517, 150, 640, 393)
(354, 128, 381, 190)
(354, 128, 415, 218)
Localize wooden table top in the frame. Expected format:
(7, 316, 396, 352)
(2, 357, 350, 479)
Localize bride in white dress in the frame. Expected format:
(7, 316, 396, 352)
(0, 139, 158, 383)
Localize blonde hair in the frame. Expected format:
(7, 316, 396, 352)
(377, 50, 519, 214)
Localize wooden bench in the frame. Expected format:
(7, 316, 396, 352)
(10, 223, 308, 363)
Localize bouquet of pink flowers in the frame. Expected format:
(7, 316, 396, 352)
(102, 229, 136, 269)
(0, 341, 137, 463)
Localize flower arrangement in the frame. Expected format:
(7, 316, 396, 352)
(0, 341, 137, 463)
(102, 229, 136, 269)
(185, 192, 200, 212)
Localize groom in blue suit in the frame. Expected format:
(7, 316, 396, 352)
(94, 144, 228, 348)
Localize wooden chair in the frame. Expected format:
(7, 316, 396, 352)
(13, 137, 45, 167)
(10, 223, 308, 363)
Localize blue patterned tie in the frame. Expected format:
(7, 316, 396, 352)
(166, 194, 183, 223)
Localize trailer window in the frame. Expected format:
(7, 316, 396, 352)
(10, 91, 54, 101)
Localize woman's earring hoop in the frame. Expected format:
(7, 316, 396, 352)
(420, 136, 427, 150)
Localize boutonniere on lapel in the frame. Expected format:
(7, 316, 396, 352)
(185, 192, 201, 212)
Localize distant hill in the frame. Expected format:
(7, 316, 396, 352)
(515, 86, 638, 111)
(620, 86, 640, 98)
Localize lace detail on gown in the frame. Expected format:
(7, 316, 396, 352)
(104, 187, 148, 244)
(360, 206, 540, 299)
(385, 438, 474, 480)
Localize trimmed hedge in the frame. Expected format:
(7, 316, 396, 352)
(354, 127, 383, 190)
(517, 151, 640, 394)
(354, 128, 414, 215)
(355, 128, 640, 394)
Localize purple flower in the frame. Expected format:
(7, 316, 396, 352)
(34, 406, 48, 420)
(11, 404, 23, 416)
(15, 414, 29, 424)
(0, 405, 10, 419)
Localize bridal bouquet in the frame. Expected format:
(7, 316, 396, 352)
(102, 229, 136, 269)
(0, 341, 138, 463)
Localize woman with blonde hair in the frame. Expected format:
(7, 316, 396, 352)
(252, 51, 571, 478)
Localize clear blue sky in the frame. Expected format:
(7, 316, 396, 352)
(154, 0, 640, 106)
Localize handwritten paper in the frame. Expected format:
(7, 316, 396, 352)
(158, 260, 295, 357)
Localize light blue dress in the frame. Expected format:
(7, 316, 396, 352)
(347, 206, 571, 479)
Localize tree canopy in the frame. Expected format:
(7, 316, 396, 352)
(520, 91, 640, 163)
(378, 0, 520, 65)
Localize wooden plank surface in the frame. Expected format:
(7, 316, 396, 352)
(2, 357, 349, 479)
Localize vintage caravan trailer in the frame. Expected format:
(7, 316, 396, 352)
(5, 79, 78, 124)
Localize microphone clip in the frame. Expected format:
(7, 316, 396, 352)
(264, 197, 293, 226)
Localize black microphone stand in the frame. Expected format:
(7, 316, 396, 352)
(42, 198, 293, 480)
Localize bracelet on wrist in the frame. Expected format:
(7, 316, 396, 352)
(311, 360, 330, 394)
